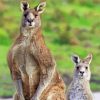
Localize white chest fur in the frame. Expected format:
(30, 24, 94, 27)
(69, 80, 88, 100)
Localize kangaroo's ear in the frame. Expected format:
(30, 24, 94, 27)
(35, 2, 46, 14)
(85, 54, 92, 64)
(21, 1, 29, 12)
(72, 55, 80, 64)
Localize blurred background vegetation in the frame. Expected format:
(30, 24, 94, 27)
(0, 0, 100, 98)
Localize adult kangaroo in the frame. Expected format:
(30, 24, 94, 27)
(7, 1, 65, 100)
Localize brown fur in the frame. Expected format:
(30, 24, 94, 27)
(7, 2, 65, 100)
(7, 27, 65, 100)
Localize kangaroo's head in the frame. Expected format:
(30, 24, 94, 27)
(20, 1, 46, 30)
(72, 54, 92, 81)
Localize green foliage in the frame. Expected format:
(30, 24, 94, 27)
(0, 28, 11, 45)
(0, 28, 8, 37)
(0, 45, 15, 97)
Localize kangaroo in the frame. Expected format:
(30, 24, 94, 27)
(67, 54, 93, 100)
(7, 1, 65, 100)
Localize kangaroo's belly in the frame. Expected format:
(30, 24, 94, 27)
(69, 90, 88, 100)
(21, 49, 40, 97)
(18, 53, 40, 99)
(12, 39, 40, 79)
(25, 53, 40, 86)
(69, 83, 88, 100)
(12, 41, 40, 98)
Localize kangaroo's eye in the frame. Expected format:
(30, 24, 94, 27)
(24, 13, 28, 18)
(27, 19, 30, 22)
(86, 67, 88, 70)
(35, 14, 38, 18)
(76, 66, 79, 70)
(31, 19, 34, 22)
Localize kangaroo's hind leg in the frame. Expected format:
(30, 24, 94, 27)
(13, 92, 19, 100)
(41, 85, 66, 100)
(13, 92, 25, 100)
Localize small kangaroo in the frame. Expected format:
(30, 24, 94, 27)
(7, 1, 65, 100)
(67, 54, 93, 100)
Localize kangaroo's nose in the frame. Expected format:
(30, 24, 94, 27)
(28, 19, 33, 23)
(29, 23, 32, 26)
(80, 71, 84, 75)
(28, 19, 34, 26)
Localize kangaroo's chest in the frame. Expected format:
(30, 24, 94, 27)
(12, 38, 40, 76)
(12, 38, 40, 97)
(69, 81, 88, 100)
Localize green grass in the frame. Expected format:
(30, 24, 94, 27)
(0, 45, 15, 97)
(91, 83, 100, 92)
